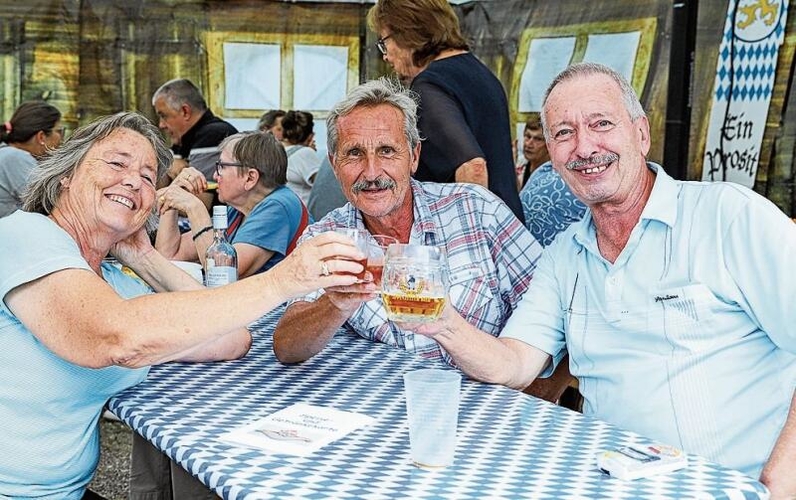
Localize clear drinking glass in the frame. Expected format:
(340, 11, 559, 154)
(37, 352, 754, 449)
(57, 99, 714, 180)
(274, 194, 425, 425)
(333, 228, 370, 281)
(403, 369, 461, 468)
(382, 244, 449, 322)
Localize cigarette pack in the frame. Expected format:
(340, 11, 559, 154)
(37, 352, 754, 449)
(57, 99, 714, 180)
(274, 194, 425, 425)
(596, 444, 688, 480)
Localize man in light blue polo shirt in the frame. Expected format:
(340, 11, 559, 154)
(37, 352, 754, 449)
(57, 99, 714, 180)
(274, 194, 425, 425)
(411, 63, 796, 496)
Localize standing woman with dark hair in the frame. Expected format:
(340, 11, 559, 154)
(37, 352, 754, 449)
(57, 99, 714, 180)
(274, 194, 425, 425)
(367, 0, 525, 223)
(281, 110, 319, 204)
(0, 101, 63, 217)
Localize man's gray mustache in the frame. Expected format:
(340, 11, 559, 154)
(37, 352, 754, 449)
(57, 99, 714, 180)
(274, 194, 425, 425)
(352, 178, 397, 193)
(565, 153, 619, 170)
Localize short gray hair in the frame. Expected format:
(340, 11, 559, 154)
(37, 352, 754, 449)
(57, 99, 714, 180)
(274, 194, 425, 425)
(22, 112, 172, 233)
(220, 131, 288, 189)
(540, 62, 646, 138)
(326, 77, 421, 159)
(151, 78, 207, 113)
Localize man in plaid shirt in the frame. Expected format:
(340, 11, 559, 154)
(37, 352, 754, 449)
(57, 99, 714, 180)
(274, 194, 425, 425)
(273, 77, 544, 371)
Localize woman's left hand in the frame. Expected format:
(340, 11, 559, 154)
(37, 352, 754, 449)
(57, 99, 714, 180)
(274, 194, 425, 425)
(110, 226, 155, 267)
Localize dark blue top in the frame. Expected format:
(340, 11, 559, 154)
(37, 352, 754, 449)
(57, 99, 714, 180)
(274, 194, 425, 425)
(411, 52, 524, 223)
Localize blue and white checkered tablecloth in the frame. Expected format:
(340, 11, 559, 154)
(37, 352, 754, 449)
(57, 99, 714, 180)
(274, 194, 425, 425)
(109, 308, 769, 500)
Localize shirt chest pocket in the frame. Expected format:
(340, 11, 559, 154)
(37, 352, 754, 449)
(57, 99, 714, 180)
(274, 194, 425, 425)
(448, 264, 499, 332)
(649, 282, 719, 355)
(563, 280, 720, 359)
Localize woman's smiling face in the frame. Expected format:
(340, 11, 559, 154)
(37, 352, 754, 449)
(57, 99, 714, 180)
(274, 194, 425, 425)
(61, 128, 158, 239)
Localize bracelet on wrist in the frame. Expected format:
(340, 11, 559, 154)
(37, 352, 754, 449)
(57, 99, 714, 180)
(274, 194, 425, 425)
(192, 225, 213, 241)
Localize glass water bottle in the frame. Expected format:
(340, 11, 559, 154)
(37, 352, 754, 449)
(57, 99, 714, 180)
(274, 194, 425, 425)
(204, 205, 238, 287)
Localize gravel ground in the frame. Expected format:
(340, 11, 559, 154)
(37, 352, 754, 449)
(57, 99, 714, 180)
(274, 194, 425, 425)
(89, 417, 132, 500)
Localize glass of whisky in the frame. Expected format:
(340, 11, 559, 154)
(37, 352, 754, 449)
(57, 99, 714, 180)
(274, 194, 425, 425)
(364, 235, 398, 286)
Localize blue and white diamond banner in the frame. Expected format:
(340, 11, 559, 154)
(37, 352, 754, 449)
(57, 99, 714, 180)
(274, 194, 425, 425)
(702, 0, 787, 187)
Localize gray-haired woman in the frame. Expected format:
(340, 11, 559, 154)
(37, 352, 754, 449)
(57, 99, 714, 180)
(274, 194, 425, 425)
(0, 112, 364, 499)
(155, 131, 309, 278)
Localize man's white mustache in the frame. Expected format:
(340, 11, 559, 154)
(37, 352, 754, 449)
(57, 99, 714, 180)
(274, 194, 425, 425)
(352, 177, 396, 193)
(565, 153, 619, 170)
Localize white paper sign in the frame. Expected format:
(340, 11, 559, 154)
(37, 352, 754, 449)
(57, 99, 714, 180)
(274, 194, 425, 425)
(223, 403, 374, 456)
(224, 43, 281, 110)
(293, 45, 349, 110)
(583, 31, 641, 84)
(518, 37, 576, 112)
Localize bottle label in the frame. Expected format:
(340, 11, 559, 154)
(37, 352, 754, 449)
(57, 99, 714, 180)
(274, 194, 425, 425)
(206, 265, 237, 287)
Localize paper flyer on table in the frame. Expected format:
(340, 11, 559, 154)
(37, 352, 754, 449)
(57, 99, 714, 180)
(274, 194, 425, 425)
(222, 403, 374, 456)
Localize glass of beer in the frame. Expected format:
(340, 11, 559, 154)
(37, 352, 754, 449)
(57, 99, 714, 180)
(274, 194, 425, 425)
(382, 244, 448, 322)
(333, 228, 370, 281)
(365, 235, 398, 286)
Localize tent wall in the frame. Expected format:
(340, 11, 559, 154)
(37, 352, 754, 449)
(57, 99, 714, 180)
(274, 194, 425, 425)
(1, 0, 793, 215)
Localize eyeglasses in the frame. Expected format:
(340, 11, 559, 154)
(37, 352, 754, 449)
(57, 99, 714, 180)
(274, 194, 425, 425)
(49, 126, 66, 137)
(376, 35, 392, 55)
(215, 160, 246, 176)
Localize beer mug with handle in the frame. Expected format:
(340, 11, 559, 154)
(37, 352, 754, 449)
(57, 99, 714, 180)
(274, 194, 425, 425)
(381, 244, 449, 322)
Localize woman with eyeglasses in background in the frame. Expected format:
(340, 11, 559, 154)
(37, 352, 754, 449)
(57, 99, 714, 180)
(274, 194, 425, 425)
(155, 131, 310, 278)
(0, 100, 63, 217)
